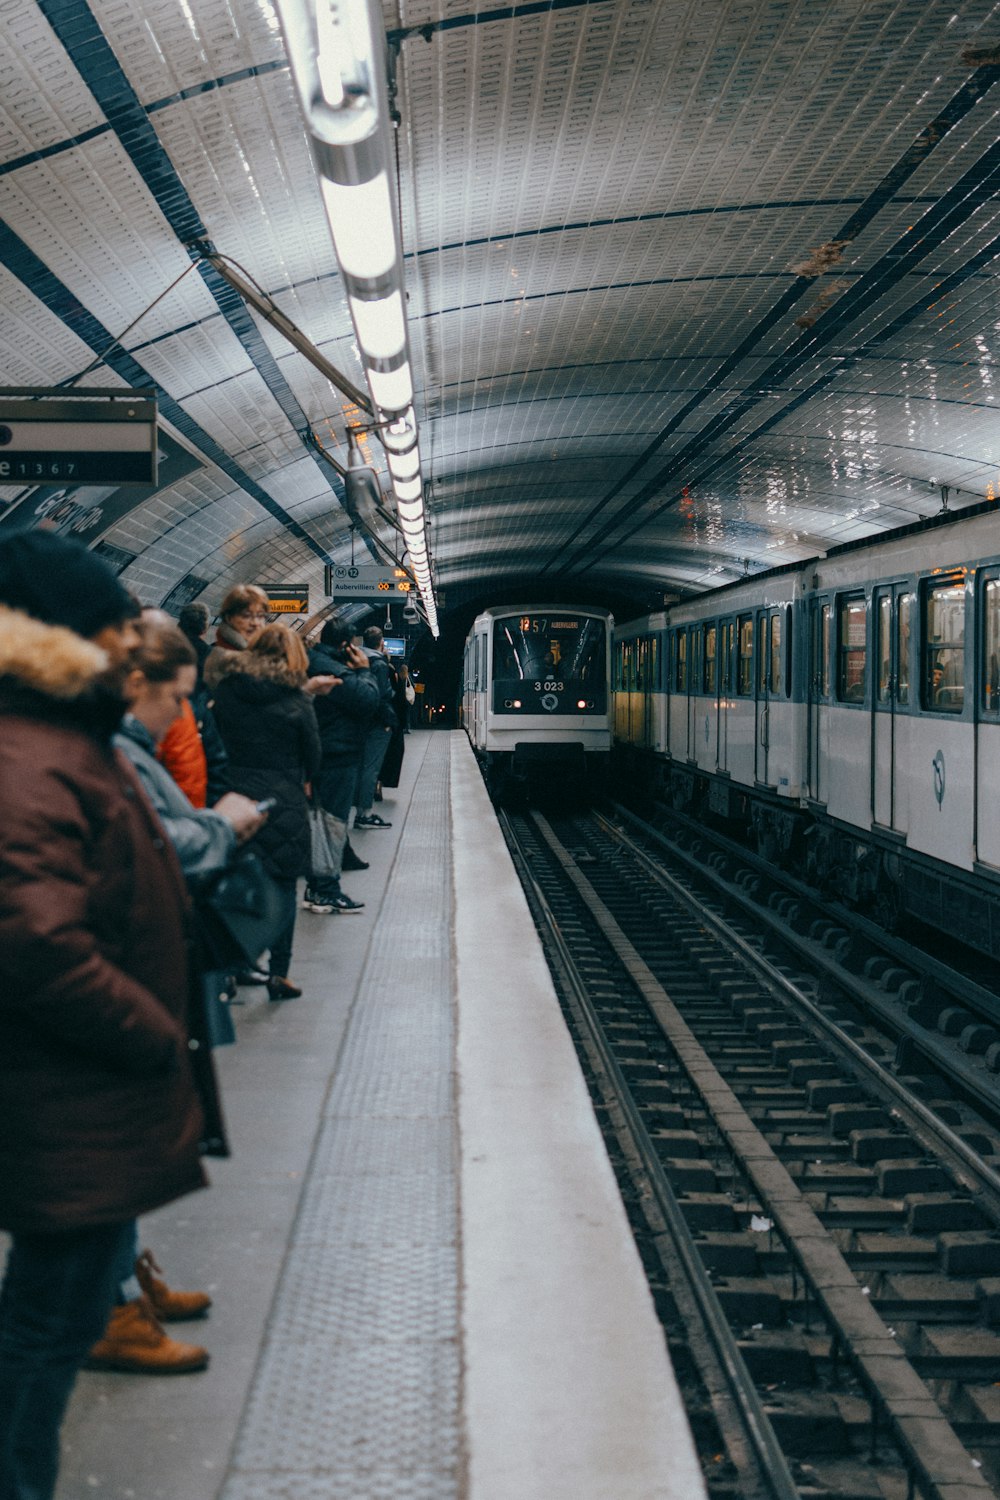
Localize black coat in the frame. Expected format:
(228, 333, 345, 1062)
(211, 655, 321, 881)
(307, 646, 380, 758)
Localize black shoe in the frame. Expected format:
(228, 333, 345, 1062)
(355, 813, 392, 829)
(267, 977, 302, 1001)
(331, 892, 364, 913)
(374, 784, 383, 802)
(341, 843, 369, 871)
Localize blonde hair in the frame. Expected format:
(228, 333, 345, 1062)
(219, 583, 269, 622)
(252, 622, 308, 679)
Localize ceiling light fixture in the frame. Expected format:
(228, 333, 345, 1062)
(276, 0, 438, 636)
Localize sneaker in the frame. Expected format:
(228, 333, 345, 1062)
(331, 892, 364, 913)
(302, 890, 335, 913)
(355, 813, 392, 829)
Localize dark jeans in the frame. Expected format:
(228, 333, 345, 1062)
(0, 1219, 135, 1500)
(355, 727, 391, 816)
(311, 757, 360, 899)
(268, 877, 299, 979)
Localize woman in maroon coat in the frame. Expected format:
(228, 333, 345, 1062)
(0, 531, 209, 1500)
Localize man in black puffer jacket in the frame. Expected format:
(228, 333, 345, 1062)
(303, 619, 380, 914)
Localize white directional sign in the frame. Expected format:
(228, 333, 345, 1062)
(325, 563, 414, 601)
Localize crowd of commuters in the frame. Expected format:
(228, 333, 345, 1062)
(0, 531, 415, 1500)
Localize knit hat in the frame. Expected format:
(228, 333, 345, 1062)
(0, 528, 135, 638)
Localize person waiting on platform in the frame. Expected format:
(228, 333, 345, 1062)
(85, 612, 266, 1376)
(0, 530, 211, 1500)
(211, 624, 324, 1000)
(354, 625, 397, 830)
(203, 583, 269, 691)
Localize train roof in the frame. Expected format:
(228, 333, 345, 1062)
(470, 604, 614, 630)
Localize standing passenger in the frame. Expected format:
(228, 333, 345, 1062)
(353, 625, 397, 829)
(211, 624, 322, 1000)
(203, 583, 269, 691)
(0, 531, 209, 1500)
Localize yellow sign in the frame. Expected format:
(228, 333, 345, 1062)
(269, 598, 307, 613)
(264, 585, 308, 614)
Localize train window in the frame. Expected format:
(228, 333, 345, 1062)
(737, 615, 753, 695)
(703, 624, 716, 692)
(982, 576, 1000, 714)
(820, 604, 831, 697)
(784, 605, 793, 699)
(675, 629, 687, 691)
(923, 575, 964, 713)
(837, 596, 866, 703)
(720, 619, 734, 692)
(897, 594, 912, 705)
(651, 634, 660, 692)
(769, 613, 781, 696)
(876, 595, 891, 705)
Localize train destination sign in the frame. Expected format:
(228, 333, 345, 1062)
(325, 563, 413, 601)
(0, 389, 158, 487)
(264, 585, 309, 614)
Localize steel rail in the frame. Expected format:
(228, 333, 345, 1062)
(534, 810, 993, 1500)
(605, 804, 1000, 1200)
(499, 808, 800, 1500)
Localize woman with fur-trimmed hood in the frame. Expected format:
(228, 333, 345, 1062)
(210, 623, 322, 1001)
(0, 530, 209, 1500)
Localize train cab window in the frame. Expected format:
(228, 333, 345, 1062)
(984, 577, 1000, 714)
(837, 596, 866, 703)
(784, 605, 793, 699)
(923, 576, 965, 713)
(703, 624, 717, 693)
(737, 615, 753, 695)
(769, 613, 782, 696)
(675, 629, 688, 691)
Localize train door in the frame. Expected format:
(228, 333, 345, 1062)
(975, 572, 1000, 866)
(717, 618, 734, 773)
(807, 599, 831, 801)
(640, 634, 657, 749)
(871, 584, 912, 831)
(754, 607, 769, 785)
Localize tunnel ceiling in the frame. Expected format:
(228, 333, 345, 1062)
(2, 0, 1000, 625)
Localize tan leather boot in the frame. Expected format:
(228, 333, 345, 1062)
(86, 1298, 209, 1373)
(135, 1248, 212, 1321)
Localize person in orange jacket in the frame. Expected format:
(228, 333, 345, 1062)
(157, 694, 208, 807)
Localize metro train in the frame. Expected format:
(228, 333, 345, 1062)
(462, 605, 613, 795)
(613, 500, 1000, 961)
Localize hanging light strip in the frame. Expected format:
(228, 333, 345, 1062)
(276, 0, 438, 636)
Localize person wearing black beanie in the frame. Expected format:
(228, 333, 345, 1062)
(0, 527, 211, 1500)
(0, 526, 135, 639)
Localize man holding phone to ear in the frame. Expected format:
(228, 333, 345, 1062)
(304, 620, 380, 914)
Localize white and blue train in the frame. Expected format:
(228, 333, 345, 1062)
(463, 604, 613, 794)
(613, 500, 1000, 959)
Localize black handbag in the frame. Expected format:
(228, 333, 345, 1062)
(194, 847, 287, 970)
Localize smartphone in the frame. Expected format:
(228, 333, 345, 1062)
(255, 797, 277, 813)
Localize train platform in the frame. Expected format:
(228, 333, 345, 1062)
(49, 730, 704, 1500)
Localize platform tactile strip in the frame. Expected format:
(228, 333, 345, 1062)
(220, 737, 460, 1498)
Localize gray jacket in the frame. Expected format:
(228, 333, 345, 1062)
(114, 715, 236, 879)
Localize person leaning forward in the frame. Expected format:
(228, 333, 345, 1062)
(0, 530, 211, 1500)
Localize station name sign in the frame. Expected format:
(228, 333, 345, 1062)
(264, 585, 309, 614)
(0, 388, 158, 487)
(324, 563, 414, 601)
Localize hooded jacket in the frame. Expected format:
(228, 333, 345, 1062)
(0, 606, 207, 1233)
(307, 644, 380, 759)
(210, 652, 321, 881)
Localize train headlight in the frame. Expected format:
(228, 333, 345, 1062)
(513, 699, 522, 708)
(577, 699, 587, 709)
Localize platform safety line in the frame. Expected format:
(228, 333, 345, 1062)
(532, 813, 993, 1500)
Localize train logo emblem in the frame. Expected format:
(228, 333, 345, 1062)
(932, 750, 946, 809)
(540, 693, 559, 712)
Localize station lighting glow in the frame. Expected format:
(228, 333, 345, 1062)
(275, 0, 439, 636)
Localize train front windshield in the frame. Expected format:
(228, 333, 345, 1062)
(492, 615, 607, 714)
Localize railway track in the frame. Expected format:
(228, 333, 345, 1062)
(500, 804, 1000, 1500)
